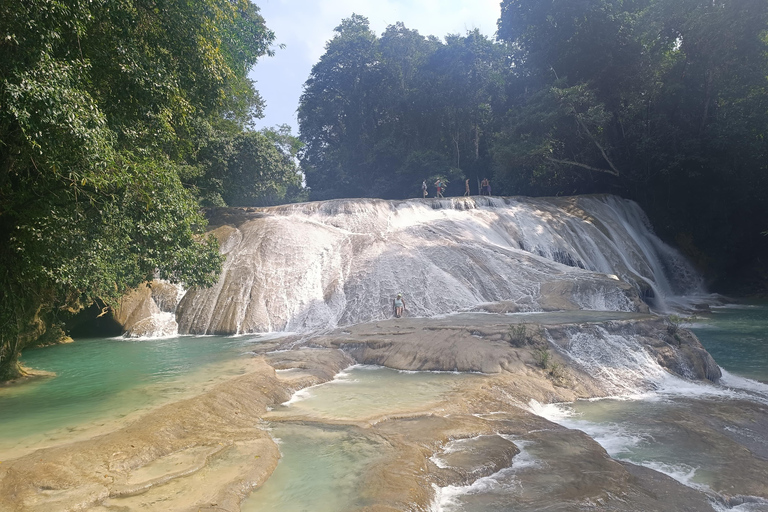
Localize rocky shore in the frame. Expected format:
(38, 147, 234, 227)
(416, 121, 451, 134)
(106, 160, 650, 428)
(2, 311, 765, 512)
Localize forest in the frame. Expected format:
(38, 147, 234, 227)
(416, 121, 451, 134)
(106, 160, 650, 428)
(1, 0, 767, 380)
(299, 0, 768, 296)
(0, 0, 303, 379)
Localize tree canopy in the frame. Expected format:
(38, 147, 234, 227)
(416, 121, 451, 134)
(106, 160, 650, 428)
(2, 0, 767, 379)
(299, 16, 507, 199)
(494, 0, 768, 287)
(0, 0, 282, 379)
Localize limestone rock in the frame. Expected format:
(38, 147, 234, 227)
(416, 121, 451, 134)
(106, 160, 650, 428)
(113, 280, 184, 337)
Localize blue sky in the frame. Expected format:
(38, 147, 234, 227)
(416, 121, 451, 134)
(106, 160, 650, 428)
(249, 0, 502, 134)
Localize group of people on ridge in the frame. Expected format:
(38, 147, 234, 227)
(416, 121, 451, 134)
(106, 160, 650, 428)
(421, 178, 491, 198)
(408, 175, 494, 319)
(423, 179, 446, 198)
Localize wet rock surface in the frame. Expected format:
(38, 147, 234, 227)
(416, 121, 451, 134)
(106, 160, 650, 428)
(0, 359, 287, 512)
(174, 195, 686, 336)
(1, 312, 765, 511)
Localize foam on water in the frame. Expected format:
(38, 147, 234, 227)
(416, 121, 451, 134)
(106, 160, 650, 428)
(711, 497, 768, 512)
(280, 365, 362, 406)
(556, 326, 670, 395)
(529, 399, 716, 500)
(716, 369, 768, 403)
(527, 373, 768, 510)
(431, 438, 538, 512)
(641, 461, 706, 489)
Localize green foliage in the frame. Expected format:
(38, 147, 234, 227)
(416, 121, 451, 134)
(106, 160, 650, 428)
(508, 324, 529, 347)
(185, 122, 306, 207)
(261, 124, 305, 161)
(508, 323, 549, 348)
(548, 362, 567, 384)
(533, 347, 551, 369)
(296, 2, 768, 290)
(508, 323, 533, 347)
(666, 314, 699, 346)
(0, 0, 275, 379)
(494, 0, 768, 287)
(299, 17, 507, 199)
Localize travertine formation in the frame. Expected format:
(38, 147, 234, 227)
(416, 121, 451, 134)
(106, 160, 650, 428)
(2, 312, 761, 512)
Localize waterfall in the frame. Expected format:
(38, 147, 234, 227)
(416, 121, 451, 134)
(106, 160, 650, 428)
(175, 195, 704, 335)
(116, 280, 186, 338)
(554, 325, 670, 395)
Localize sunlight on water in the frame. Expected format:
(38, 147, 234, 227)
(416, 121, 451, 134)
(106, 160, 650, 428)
(431, 438, 538, 512)
(548, 399, 720, 487)
(241, 423, 391, 512)
(177, 196, 703, 335)
(268, 365, 479, 422)
(245, 366, 475, 511)
(0, 335, 270, 459)
(445, 305, 768, 511)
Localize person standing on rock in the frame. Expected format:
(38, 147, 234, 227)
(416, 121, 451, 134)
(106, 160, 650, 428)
(481, 178, 491, 196)
(393, 293, 406, 318)
(435, 179, 444, 198)
(464, 179, 470, 196)
(422, 180, 428, 198)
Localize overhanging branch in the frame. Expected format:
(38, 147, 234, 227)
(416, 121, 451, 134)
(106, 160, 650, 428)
(573, 115, 621, 176)
(545, 156, 619, 177)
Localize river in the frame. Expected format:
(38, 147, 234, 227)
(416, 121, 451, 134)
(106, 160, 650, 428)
(433, 303, 768, 512)
(2, 305, 766, 511)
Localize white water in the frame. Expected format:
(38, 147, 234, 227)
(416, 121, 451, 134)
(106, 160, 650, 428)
(522, 333, 768, 511)
(553, 325, 671, 395)
(431, 438, 539, 512)
(122, 280, 186, 338)
(176, 195, 704, 335)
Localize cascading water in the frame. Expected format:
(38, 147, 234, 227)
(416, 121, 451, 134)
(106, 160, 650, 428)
(553, 325, 671, 395)
(571, 196, 705, 309)
(176, 195, 704, 335)
(117, 280, 187, 338)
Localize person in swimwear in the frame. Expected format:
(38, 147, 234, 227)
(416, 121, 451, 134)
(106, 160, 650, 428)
(392, 293, 406, 318)
(435, 179, 444, 198)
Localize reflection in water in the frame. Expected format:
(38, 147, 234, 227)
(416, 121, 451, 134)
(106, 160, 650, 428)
(692, 303, 768, 383)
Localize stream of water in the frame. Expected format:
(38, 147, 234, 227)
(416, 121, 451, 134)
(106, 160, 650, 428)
(242, 366, 478, 511)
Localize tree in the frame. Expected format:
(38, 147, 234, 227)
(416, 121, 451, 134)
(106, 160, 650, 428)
(299, 14, 382, 199)
(181, 120, 306, 207)
(494, 0, 768, 288)
(299, 19, 507, 199)
(419, 30, 508, 190)
(0, 0, 275, 380)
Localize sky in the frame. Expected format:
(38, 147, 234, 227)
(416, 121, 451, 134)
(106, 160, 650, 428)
(249, 0, 502, 134)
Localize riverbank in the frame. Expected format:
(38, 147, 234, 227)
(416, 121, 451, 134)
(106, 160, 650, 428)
(2, 309, 756, 512)
(0, 368, 57, 388)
